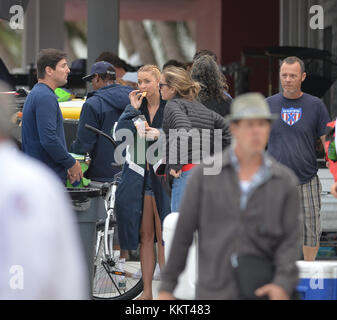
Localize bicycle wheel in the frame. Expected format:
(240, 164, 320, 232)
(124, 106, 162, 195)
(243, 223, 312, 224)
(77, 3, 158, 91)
(92, 224, 143, 300)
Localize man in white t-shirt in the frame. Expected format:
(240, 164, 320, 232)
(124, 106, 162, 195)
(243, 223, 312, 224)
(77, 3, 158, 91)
(0, 84, 88, 299)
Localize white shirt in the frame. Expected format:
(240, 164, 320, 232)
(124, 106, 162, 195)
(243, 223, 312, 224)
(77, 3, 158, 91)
(240, 180, 251, 194)
(0, 141, 89, 299)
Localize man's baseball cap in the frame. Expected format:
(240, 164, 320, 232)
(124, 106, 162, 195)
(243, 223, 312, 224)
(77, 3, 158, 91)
(82, 61, 116, 82)
(225, 92, 277, 123)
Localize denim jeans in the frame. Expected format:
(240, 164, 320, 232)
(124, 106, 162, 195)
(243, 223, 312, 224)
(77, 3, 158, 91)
(171, 170, 192, 213)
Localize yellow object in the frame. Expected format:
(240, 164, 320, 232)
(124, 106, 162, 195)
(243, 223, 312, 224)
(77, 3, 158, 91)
(60, 107, 82, 119)
(59, 99, 85, 120)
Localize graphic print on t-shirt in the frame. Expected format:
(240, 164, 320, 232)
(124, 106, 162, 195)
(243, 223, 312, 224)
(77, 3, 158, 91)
(281, 107, 302, 126)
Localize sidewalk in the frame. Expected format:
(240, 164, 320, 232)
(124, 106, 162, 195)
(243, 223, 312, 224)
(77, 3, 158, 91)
(133, 280, 160, 300)
(133, 263, 161, 299)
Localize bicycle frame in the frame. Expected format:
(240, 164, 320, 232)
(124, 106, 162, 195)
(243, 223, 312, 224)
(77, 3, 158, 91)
(86, 124, 127, 276)
(96, 180, 130, 296)
(103, 182, 117, 261)
(88, 123, 144, 299)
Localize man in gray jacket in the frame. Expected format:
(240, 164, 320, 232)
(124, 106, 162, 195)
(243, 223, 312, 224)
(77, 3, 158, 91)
(158, 92, 302, 300)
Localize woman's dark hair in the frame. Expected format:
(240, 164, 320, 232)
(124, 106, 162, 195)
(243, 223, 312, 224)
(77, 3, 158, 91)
(36, 48, 67, 79)
(192, 49, 217, 62)
(162, 59, 186, 71)
(190, 55, 228, 103)
(95, 51, 137, 72)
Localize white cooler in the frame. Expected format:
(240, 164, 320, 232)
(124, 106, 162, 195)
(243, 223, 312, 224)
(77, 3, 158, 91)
(163, 212, 198, 300)
(296, 261, 337, 300)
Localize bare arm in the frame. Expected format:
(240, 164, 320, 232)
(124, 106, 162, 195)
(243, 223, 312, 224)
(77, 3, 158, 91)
(320, 135, 329, 168)
(320, 135, 327, 153)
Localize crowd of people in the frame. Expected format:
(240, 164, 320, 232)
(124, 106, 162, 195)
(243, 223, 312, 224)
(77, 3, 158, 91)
(1, 46, 336, 300)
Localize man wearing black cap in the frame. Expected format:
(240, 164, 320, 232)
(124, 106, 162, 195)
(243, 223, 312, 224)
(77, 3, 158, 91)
(71, 61, 132, 182)
(71, 61, 133, 287)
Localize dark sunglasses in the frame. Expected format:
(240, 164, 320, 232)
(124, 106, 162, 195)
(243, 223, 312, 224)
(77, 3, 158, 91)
(159, 83, 169, 89)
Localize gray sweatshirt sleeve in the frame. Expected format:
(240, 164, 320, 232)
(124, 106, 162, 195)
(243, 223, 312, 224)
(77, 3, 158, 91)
(159, 166, 202, 294)
(272, 176, 302, 296)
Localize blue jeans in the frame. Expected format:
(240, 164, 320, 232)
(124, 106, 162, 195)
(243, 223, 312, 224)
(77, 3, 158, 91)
(171, 170, 192, 213)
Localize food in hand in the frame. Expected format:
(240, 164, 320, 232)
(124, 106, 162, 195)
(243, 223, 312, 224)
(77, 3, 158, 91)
(141, 92, 147, 98)
(135, 121, 148, 129)
(132, 115, 149, 137)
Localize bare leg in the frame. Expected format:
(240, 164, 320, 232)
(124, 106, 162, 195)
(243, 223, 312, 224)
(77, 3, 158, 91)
(152, 196, 165, 270)
(303, 245, 319, 261)
(137, 195, 156, 300)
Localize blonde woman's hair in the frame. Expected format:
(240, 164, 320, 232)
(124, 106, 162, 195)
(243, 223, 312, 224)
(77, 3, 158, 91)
(137, 64, 161, 81)
(162, 66, 201, 100)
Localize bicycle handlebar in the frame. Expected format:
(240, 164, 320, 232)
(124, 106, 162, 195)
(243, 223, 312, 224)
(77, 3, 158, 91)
(84, 124, 118, 148)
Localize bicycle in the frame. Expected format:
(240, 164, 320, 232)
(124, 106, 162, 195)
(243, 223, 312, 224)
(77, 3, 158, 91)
(85, 124, 143, 300)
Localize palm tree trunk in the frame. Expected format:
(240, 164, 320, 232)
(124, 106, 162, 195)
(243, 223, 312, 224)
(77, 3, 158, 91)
(120, 20, 136, 57)
(126, 20, 156, 65)
(155, 21, 185, 62)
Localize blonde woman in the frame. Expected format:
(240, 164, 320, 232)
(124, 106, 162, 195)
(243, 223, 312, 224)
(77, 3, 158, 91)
(159, 66, 231, 212)
(115, 65, 170, 300)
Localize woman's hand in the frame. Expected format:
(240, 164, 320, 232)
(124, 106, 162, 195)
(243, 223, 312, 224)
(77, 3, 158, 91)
(145, 127, 160, 140)
(170, 169, 182, 178)
(129, 90, 145, 110)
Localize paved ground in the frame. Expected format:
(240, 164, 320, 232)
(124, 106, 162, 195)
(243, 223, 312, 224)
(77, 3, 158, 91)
(134, 279, 160, 299)
(153, 279, 161, 299)
(133, 267, 161, 299)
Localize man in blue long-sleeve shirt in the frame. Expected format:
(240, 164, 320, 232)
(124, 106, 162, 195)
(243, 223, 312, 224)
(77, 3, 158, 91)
(22, 48, 82, 184)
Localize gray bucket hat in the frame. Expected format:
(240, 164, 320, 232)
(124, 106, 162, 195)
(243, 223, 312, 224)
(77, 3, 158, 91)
(225, 92, 278, 123)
